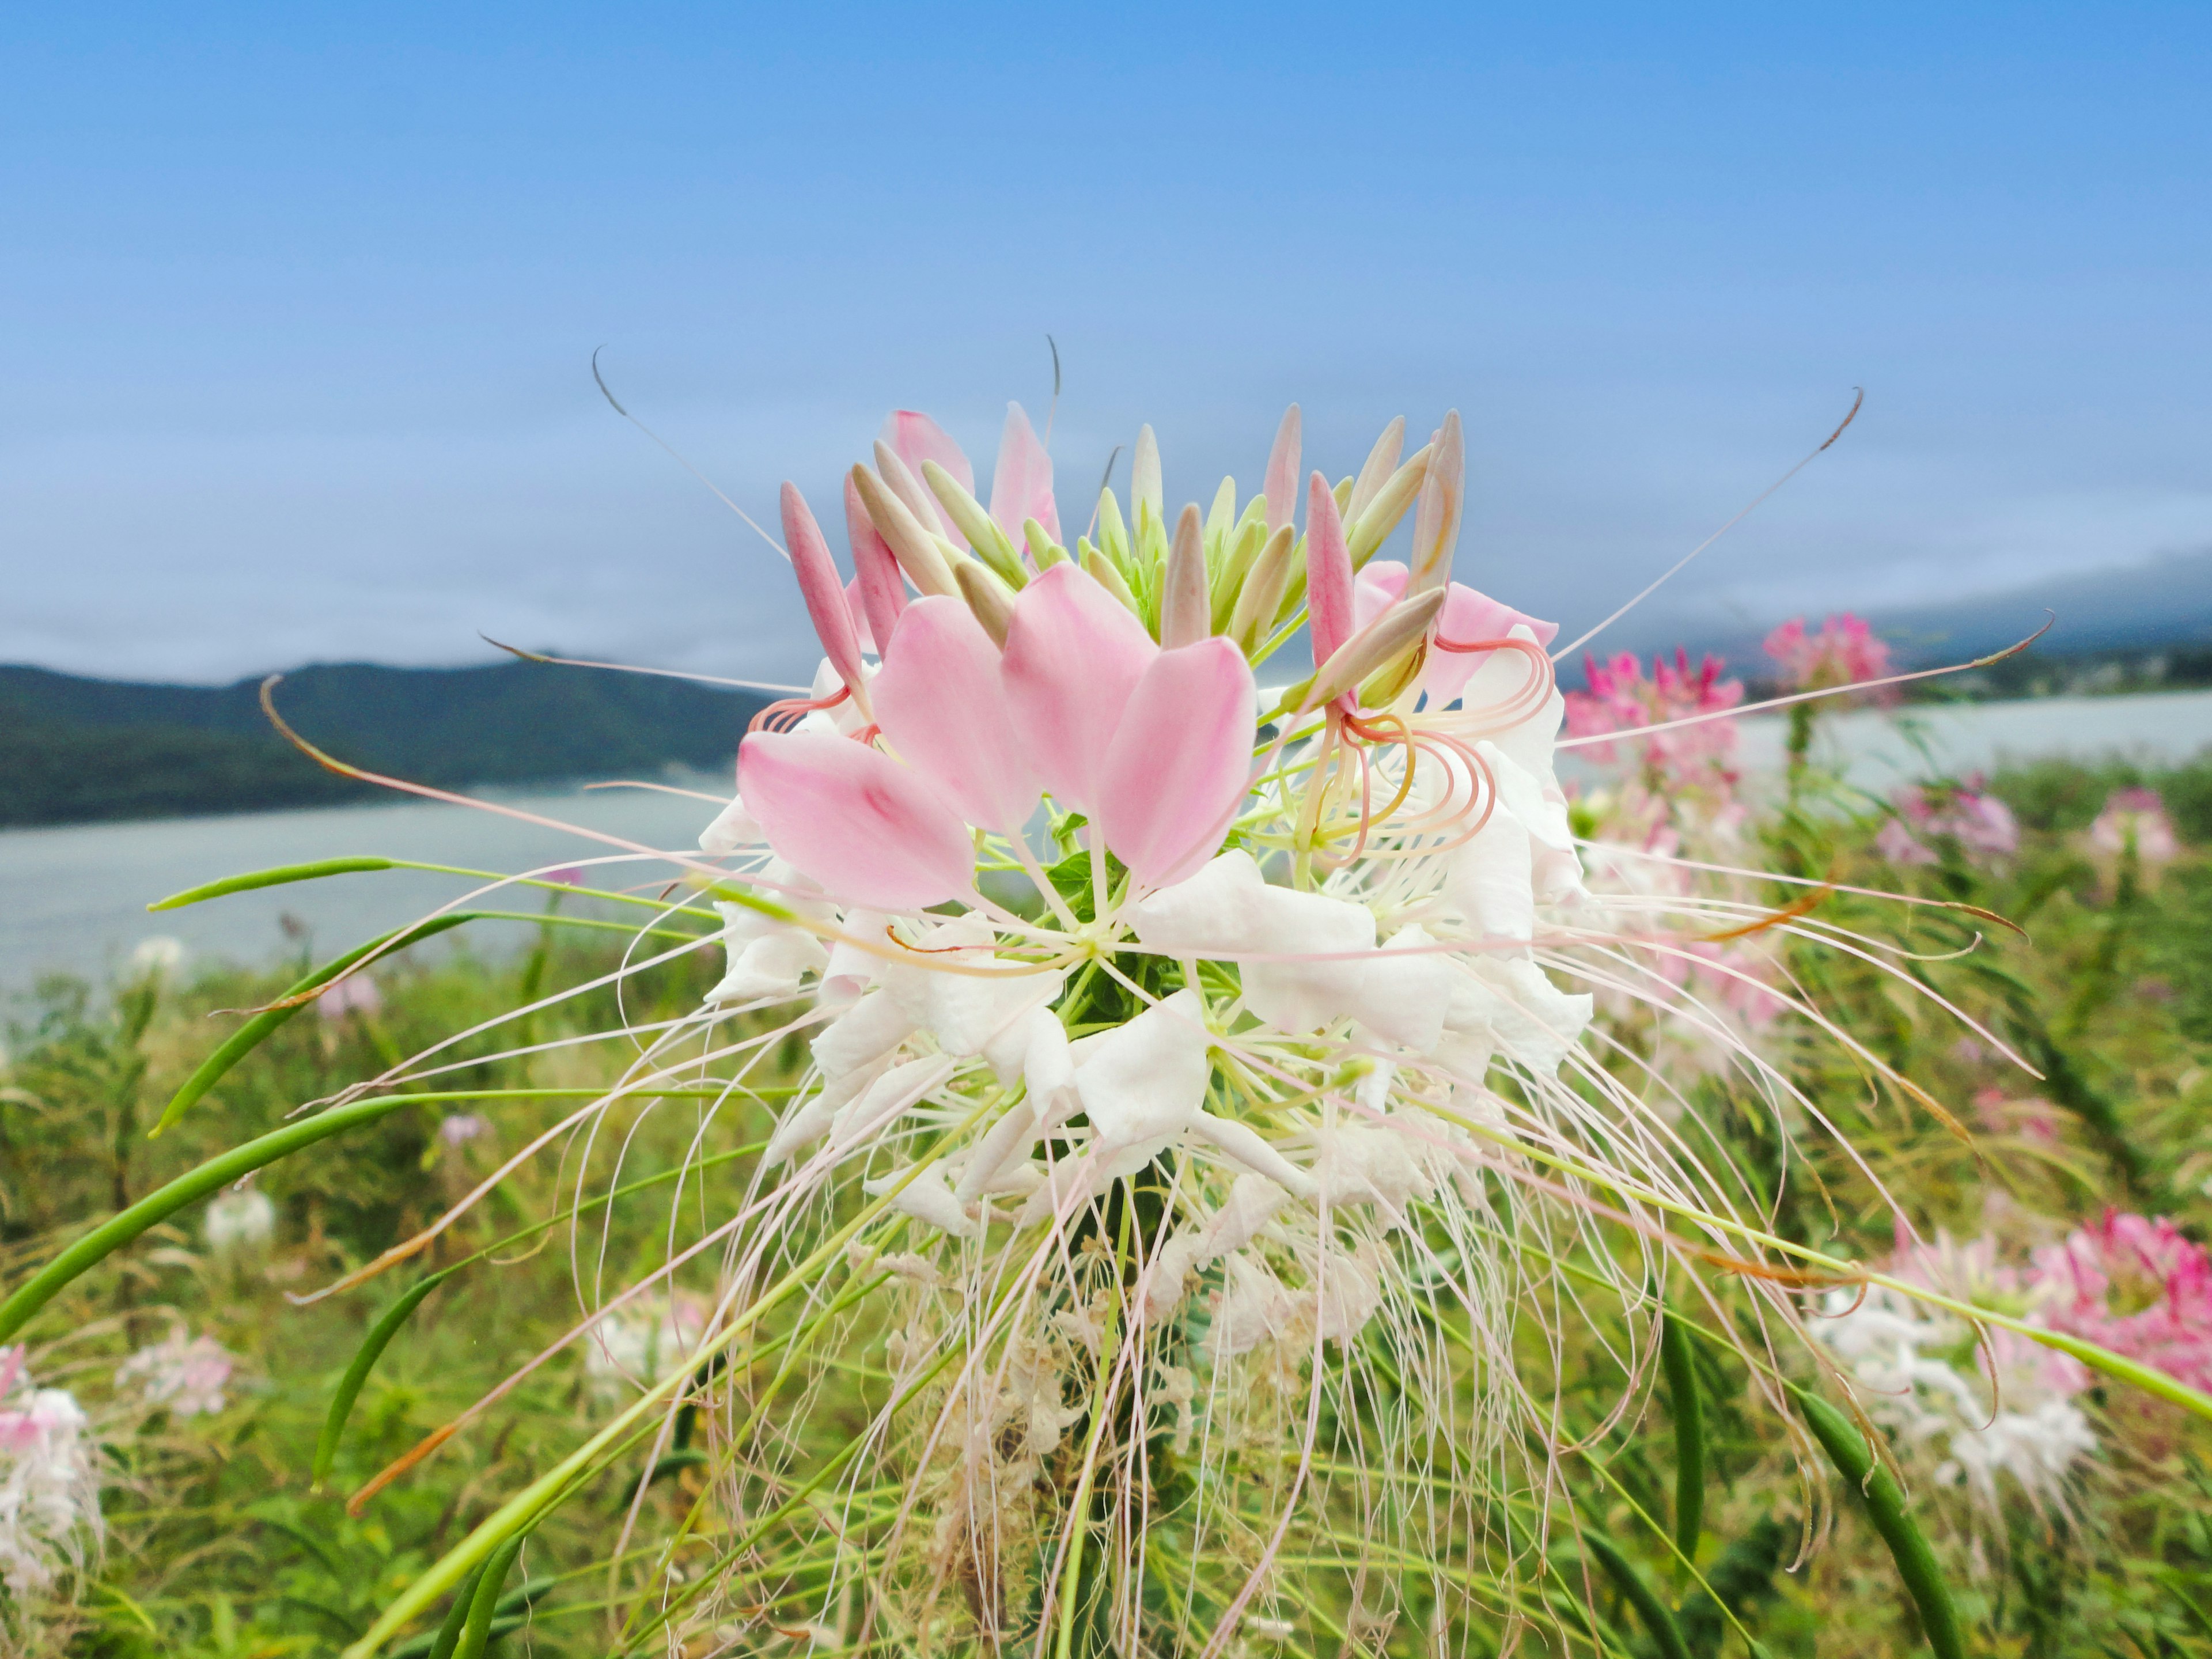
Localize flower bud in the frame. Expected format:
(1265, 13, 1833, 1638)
(1209, 514, 1268, 634)
(1346, 416, 1406, 523)
(1022, 518, 1068, 570)
(1263, 403, 1301, 533)
(851, 465, 959, 599)
(922, 460, 1028, 590)
(954, 558, 1018, 647)
(1344, 444, 1431, 570)
(1132, 424, 1163, 522)
(1292, 588, 1446, 714)
(1228, 524, 1296, 651)
(780, 483, 870, 705)
(1407, 410, 1465, 596)
(1161, 503, 1211, 647)
(1081, 545, 1143, 619)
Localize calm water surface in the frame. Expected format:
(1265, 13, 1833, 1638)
(9, 690, 2212, 994)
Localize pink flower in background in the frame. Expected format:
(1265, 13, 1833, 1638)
(116, 1331, 234, 1419)
(1973, 1087, 2059, 1145)
(1878, 777, 2020, 866)
(1763, 612, 1894, 700)
(1564, 649, 1744, 790)
(2089, 787, 2180, 863)
(318, 974, 382, 1020)
(2031, 1211, 2212, 1392)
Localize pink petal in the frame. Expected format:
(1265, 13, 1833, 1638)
(1001, 562, 1160, 814)
(872, 596, 1043, 834)
(781, 483, 867, 695)
(990, 400, 1060, 547)
(880, 410, 973, 540)
(1354, 560, 1409, 631)
(843, 577, 876, 655)
(1423, 583, 1560, 706)
(1305, 471, 1356, 668)
(1263, 403, 1301, 533)
(737, 730, 974, 911)
(1094, 638, 1257, 888)
(844, 472, 908, 653)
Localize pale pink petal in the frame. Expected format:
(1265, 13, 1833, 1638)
(879, 410, 974, 539)
(1423, 583, 1559, 706)
(1354, 560, 1409, 630)
(872, 596, 1043, 834)
(1094, 637, 1257, 888)
(1263, 403, 1301, 533)
(844, 472, 908, 652)
(1305, 472, 1355, 669)
(737, 730, 974, 910)
(990, 401, 1059, 547)
(781, 483, 866, 696)
(1001, 562, 1160, 813)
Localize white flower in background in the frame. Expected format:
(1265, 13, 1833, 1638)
(1813, 1232, 2097, 1509)
(127, 935, 185, 978)
(585, 1293, 710, 1394)
(438, 1112, 490, 1147)
(203, 1186, 276, 1251)
(318, 973, 382, 1018)
(116, 1330, 234, 1419)
(0, 1348, 99, 1598)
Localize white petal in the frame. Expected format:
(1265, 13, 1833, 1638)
(766, 1058, 888, 1165)
(811, 988, 918, 1079)
(1071, 987, 1212, 1157)
(863, 1164, 978, 1238)
(707, 930, 828, 1005)
(699, 795, 765, 854)
(828, 1056, 957, 1151)
(953, 1100, 1039, 1204)
(1189, 1111, 1317, 1198)
(1346, 925, 1457, 1052)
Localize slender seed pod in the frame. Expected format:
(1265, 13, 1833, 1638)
(1346, 415, 1406, 522)
(1407, 410, 1466, 595)
(1262, 403, 1302, 532)
(1344, 444, 1433, 569)
(922, 460, 1027, 589)
(954, 559, 1019, 648)
(1228, 524, 1296, 652)
(851, 465, 959, 599)
(1660, 1312, 1705, 1563)
(1798, 1391, 1965, 1659)
(1582, 1531, 1692, 1659)
(315, 1268, 454, 1487)
(1161, 504, 1211, 647)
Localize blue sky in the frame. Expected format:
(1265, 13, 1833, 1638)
(6, 3, 2208, 685)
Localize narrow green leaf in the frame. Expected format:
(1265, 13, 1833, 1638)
(1582, 1531, 1691, 1659)
(153, 913, 482, 1136)
(1661, 1312, 1705, 1562)
(313, 1269, 456, 1488)
(454, 1535, 527, 1659)
(149, 857, 397, 910)
(1797, 1391, 1964, 1659)
(0, 1093, 425, 1345)
(418, 1560, 487, 1659)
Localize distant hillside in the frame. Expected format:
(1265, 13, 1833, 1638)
(0, 660, 765, 827)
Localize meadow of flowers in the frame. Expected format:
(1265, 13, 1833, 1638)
(2, 404, 2211, 1658)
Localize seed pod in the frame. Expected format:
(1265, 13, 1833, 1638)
(1661, 1312, 1705, 1563)
(1582, 1531, 1691, 1659)
(1161, 504, 1211, 647)
(851, 465, 959, 599)
(1798, 1390, 1964, 1659)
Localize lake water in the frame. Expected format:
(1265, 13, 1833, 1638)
(9, 690, 2212, 997)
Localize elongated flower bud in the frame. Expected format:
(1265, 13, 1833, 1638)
(1344, 444, 1431, 570)
(781, 483, 869, 704)
(1204, 476, 1237, 554)
(1082, 544, 1143, 619)
(844, 473, 908, 652)
(1227, 524, 1295, 650)
(1209, 514, 1267, 634)
(922, 459, 1027, 589)
(1132, 425, 1163, 523)
(1262, 403, 1301, 533)
(1407, 410, 1465, 595)
(1293, 588, 1446, 713)
(1023, 518, 1067, 570)
(1305, 472, 1355, 669)
(1161, 504, 1211, 647)
(1346, 416, 1406, 523)
(1096, 487, 1132, 573)
(954, 558, 1018, 647)
(851, 465, 959, 599)
(874, 440, 945, 541)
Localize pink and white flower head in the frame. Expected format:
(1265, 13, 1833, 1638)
(1763, 612, 1894, 700)
(2089, 787, 2180, 865)
(1880, 777, 2020, 867)
(1564, 649, 1744, 796)
(0, 1348, 99, 1597)
(2031, 1211, 2212, 1393)
(116, 1330, 234, 1419)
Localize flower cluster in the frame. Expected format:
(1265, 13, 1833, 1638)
(203, 1185, 276, 1252)
(1876, 776, 2020, 868)
(2088, 787, 2180, 865)
(115, 1328, 235, 1419)
(1564, 648, 1744, 798)
(1763, 611, 1893, 699)
(2032, 1210, 2212, 1393)
(0, 1349, 99, 1600)
(1814, 1231, 2095, 1510)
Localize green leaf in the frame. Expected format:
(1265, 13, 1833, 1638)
(1797, 1389, 1964, 1659)
(1661, 1311, 1705, 1563)
(313, 1268, 456, 1488)
(1582, 1529, 1691, 1659)
(147, 856, 397, 910)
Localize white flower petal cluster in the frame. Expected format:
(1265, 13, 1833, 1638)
(0, 1351, 99, 1599)
(116, 1330, 234, 1419)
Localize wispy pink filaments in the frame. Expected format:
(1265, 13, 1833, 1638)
(749, 684, 853, 735)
